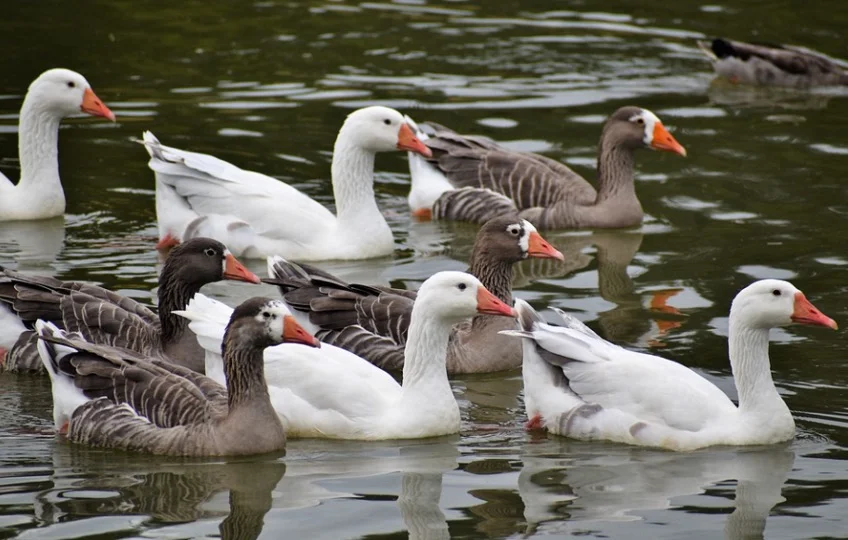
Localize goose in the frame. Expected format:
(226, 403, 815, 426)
(181, 271, 517, 440)
(142, 106, 432, 260)
(697, 38, 848, 88)
(0, 68, 115, 221)
(404, 107, 686, 229)
(0, 237, 259, 374)
(36, 296, 319, 456)
(502, 280, 837, 451)
(265, 215, 563, 374)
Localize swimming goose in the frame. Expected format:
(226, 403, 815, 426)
(697, 38, 848, 88)
(0, 238, 259, 374)
(182, 271, 517, 440)
(0, 69, 115, 221)
(265, 216, 563, 374)
(36, 296, 319, 456)
(142, 106, 431, 260)
(502, 280, 837, 450)
(405, 107, 686, 229)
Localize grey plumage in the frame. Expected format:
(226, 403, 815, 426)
(418, 106, 685, 229)
(698, 38, 848, 88)
(0, 237, 256, 374)
(266, 215, 554, 373)
(37, 296, 290, 457)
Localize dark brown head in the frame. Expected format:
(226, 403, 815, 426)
(602, 106, 687, 156)
(473, 216, 564, 264)
(162, 238, 260, 287)
(224, 297, 319, 354)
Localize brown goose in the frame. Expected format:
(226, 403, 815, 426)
(697, 38, 848, 88)
(0, 237, 259, 374)
(265, 215, 564, 374)
(405, 106, 686, 229)
(36, 296, 319, 456)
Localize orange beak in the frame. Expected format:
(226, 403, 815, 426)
(80, 87, 116, 122)
(527, 231, 564, 260)
(223, 253, 261, 284)
(791, 292, 837, 330)
(282, 315, 321, 347)
(476, 286, 517, 317)
(650, 122, 686, 157)
(397, 123, 432, 158)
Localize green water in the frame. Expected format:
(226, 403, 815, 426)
(1, 1, 847, 538)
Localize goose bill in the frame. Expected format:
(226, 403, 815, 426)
(476, 286, 518, 317)
(791, 292, 837, 329)
(223, 254, 261, 284)
(527, 231, 564, 260)
(397, 123, 432, 158)
(650, 122, 686, 156)
(283, 315, 321, 347)
(80, 88, 116, 121)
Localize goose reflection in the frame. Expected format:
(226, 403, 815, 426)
(33, 445, 285, 540)
(275, 440, 457, 540)
(0, 216, 64, 269)
(519, 441, 794, 538)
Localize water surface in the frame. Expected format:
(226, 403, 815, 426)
(2, 1, 848, 538)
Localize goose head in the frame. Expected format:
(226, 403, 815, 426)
(476, 216, 564, 263)
(226, 297, 320, 349)
(26, 68, 115, 122)
(604, 106, 686, 156)
(416, 271, 518, 323)
(163, 237, 261, 285)
(340, 106, 431, 157)
(730, 279, 837, 330)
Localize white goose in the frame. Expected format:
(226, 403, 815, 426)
(142, 106, 431, 261)
(503, 280, 837, 451)
(178, 271, 517, 440)
(0, 69, 115, 221)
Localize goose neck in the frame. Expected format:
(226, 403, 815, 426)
(595, 137, 636, 203)
(401, 301, 454, 395)
(17, 96, 63, 194)
(468, 250, 513, 304)
(330, 136, 383, 227)
(156, 267, 202, 344)
(728, 321, 782, 413)
(222, 338, 271, 411)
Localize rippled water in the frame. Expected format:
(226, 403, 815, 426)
(2, 1, 848, 538)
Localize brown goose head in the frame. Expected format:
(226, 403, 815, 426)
(162, 237, 261, 287)
(224, 297, 320, 351)
(603, 106, 687, 157)
(473, 216, 564, 264)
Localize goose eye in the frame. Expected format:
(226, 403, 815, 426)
(262, 311, 270, 319)
(67, 81, 75, 89)
(508, 227, 520, 236)
(635, 117, 644, 125)
(204, 248, 217, 257)
(383, 118, 391, 126)
(772, 289, 781, 297)
(457, 283, 467, 291)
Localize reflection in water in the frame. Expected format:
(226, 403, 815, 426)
(28, 445, 284, 540)
(519, 441, 794, 538)
(276, 441, 457, 540)
(0, 217, 64, 270)
(705, 79, 843, 111)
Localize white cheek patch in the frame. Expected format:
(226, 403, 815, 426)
(509, 221, 531, 253)
(630, 109, 660, 145)
(221, 248, 231, 275)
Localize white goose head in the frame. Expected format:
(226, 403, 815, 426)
(26, 68, 115, 121)
(730, 279, 837, 330)
(416, 271, 517, 323)
(340, 106, 431, 157)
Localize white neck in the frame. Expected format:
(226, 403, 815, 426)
(728, 321, 784, 414)
(400, 300, 457, 407)
(330, 133, 389, 233)
(3, 94, 66, 217)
